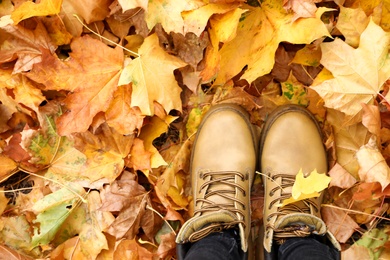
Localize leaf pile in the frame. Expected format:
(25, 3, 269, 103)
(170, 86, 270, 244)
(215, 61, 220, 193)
(1, 0, 390, 259)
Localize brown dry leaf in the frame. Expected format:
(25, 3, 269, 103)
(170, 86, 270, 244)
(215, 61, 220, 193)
(129, 138, 152, 173)
(215, 0, 330, 85)
(102, 179, 152, 239)
(119, 33, 187, 116)
(63, 0, 111, 24)
(41, 16, 73, 46)
(313, 20, 390, 125)
(156, 231, 176, 259)
(342, 243, 371, 259)
(105, 84, 144, 136)
(11, 0, 62, 24)
(0, 155, 17, 181)
(113, 239, 154, 260)
(0, 20, 56, 73)
(328, 163, 357, 189)
(27, 36, 123, 135)
(0, 244, 34, 260)
(356, 136, 390, 190)
(321, 206, 359, 243)
(361, 103, 381, 137)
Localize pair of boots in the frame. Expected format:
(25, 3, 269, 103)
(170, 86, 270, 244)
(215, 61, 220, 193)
(176, 104, 341, 259)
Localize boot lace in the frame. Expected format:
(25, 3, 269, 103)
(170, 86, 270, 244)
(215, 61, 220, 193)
(189, 170, 247, 242)
(267, 173, 319, 244)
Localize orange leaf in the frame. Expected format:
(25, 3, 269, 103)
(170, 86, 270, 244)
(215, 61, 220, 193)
(322, 206, 359, 243)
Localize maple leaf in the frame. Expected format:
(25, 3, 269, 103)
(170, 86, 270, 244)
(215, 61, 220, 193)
(119, 33, 187, 116)
(214, 1, 331, 85)
(0, 244, 34, 260)
(281, 169, 331, 206)
(328, 163, 357, 189)
(361, 103, 381, 137)
(0, 155, 17, 181)
(356, 136, 390, 190)
(114, 239, 154, 259)
(10, 0, 62, 24)
(313, 19, 390, 124)
(27, 35, 123, 136)
(62, 0, 111, 24)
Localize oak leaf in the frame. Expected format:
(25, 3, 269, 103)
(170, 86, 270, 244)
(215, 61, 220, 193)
(119, 33, 187, 115)
(313, 19, 390, 124)
(215, 1, 331, 85)
(10, 0, 62, 24)
(27, 36, 123, 135)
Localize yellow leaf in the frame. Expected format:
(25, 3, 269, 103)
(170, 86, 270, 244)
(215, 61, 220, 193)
(281, 169, 331, 207)
(215, 2, 331, 85)
(138, 115, 177, 170)
(145, 0, 203, 34)
(119, 33, 187, 116)
(313, 19, 390, 125)
(11, 0, 62, 24)
(182, 3, 240, 37)
(118, 0, 148, 12)
(336, 6, 369, 48)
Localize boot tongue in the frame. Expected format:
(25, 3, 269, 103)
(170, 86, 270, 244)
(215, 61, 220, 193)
(176, 210, 238, 243)
(275, 212, 327, 236)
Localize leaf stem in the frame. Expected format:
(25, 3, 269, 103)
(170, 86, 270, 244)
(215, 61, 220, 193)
(146, 205, 177, 235)
(73, 14, 140, 58)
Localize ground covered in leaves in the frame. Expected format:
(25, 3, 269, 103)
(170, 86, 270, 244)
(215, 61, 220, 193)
(1, 0, 390, 259)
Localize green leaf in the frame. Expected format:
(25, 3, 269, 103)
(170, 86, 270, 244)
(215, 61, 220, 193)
(356, 228, 388, 259)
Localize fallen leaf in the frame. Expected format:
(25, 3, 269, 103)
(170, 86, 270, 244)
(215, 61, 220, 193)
(361, 103, 381, 137)
(284, 0, 321, 21)
(356, 136, 390, 190)
(0, 155, 17, 181)
(27, 36, 123, 135)
(182, 3, 240, 37)
(281, 169, 331, 206)
(11, 0, 62, 24)
(113, 239, 153, 260)
(342, 244, 371, 260)
(0, 20, 56, 73)
(313, 19, 390, 124)
(215, 1, 330, 84)
(118, 0, 148, 12)
(0, 244, 34, 260)
(129, 138, 152, 173)
(328, 163, 357, 189)
(281, 72, 308, 106)
(321, 206, 359, 243)
(145, 0, 203, 34)
(63, 0, 111, 24)
(105, 84, 144, 136)
(119, 33, 187, 115)
(355, 228, 389, 259)
(336, 6, 369, 48)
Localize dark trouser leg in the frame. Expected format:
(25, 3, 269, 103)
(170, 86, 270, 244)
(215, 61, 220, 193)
(183, 229, 243, 260)
(278, 237, 340, 260)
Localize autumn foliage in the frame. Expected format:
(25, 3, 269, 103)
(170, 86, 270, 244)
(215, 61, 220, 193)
(1, 0, 390, 259)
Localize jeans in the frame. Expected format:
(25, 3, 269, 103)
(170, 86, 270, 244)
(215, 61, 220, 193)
(182, 230, 340, 260)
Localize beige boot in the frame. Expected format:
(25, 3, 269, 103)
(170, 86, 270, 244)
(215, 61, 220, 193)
(176, 104, 257, 259)
(259, 105, 340, 259)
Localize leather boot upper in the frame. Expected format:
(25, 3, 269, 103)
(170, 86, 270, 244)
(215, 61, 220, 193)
(259, 105, 341, 255)
(176, 104, 257, 255)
